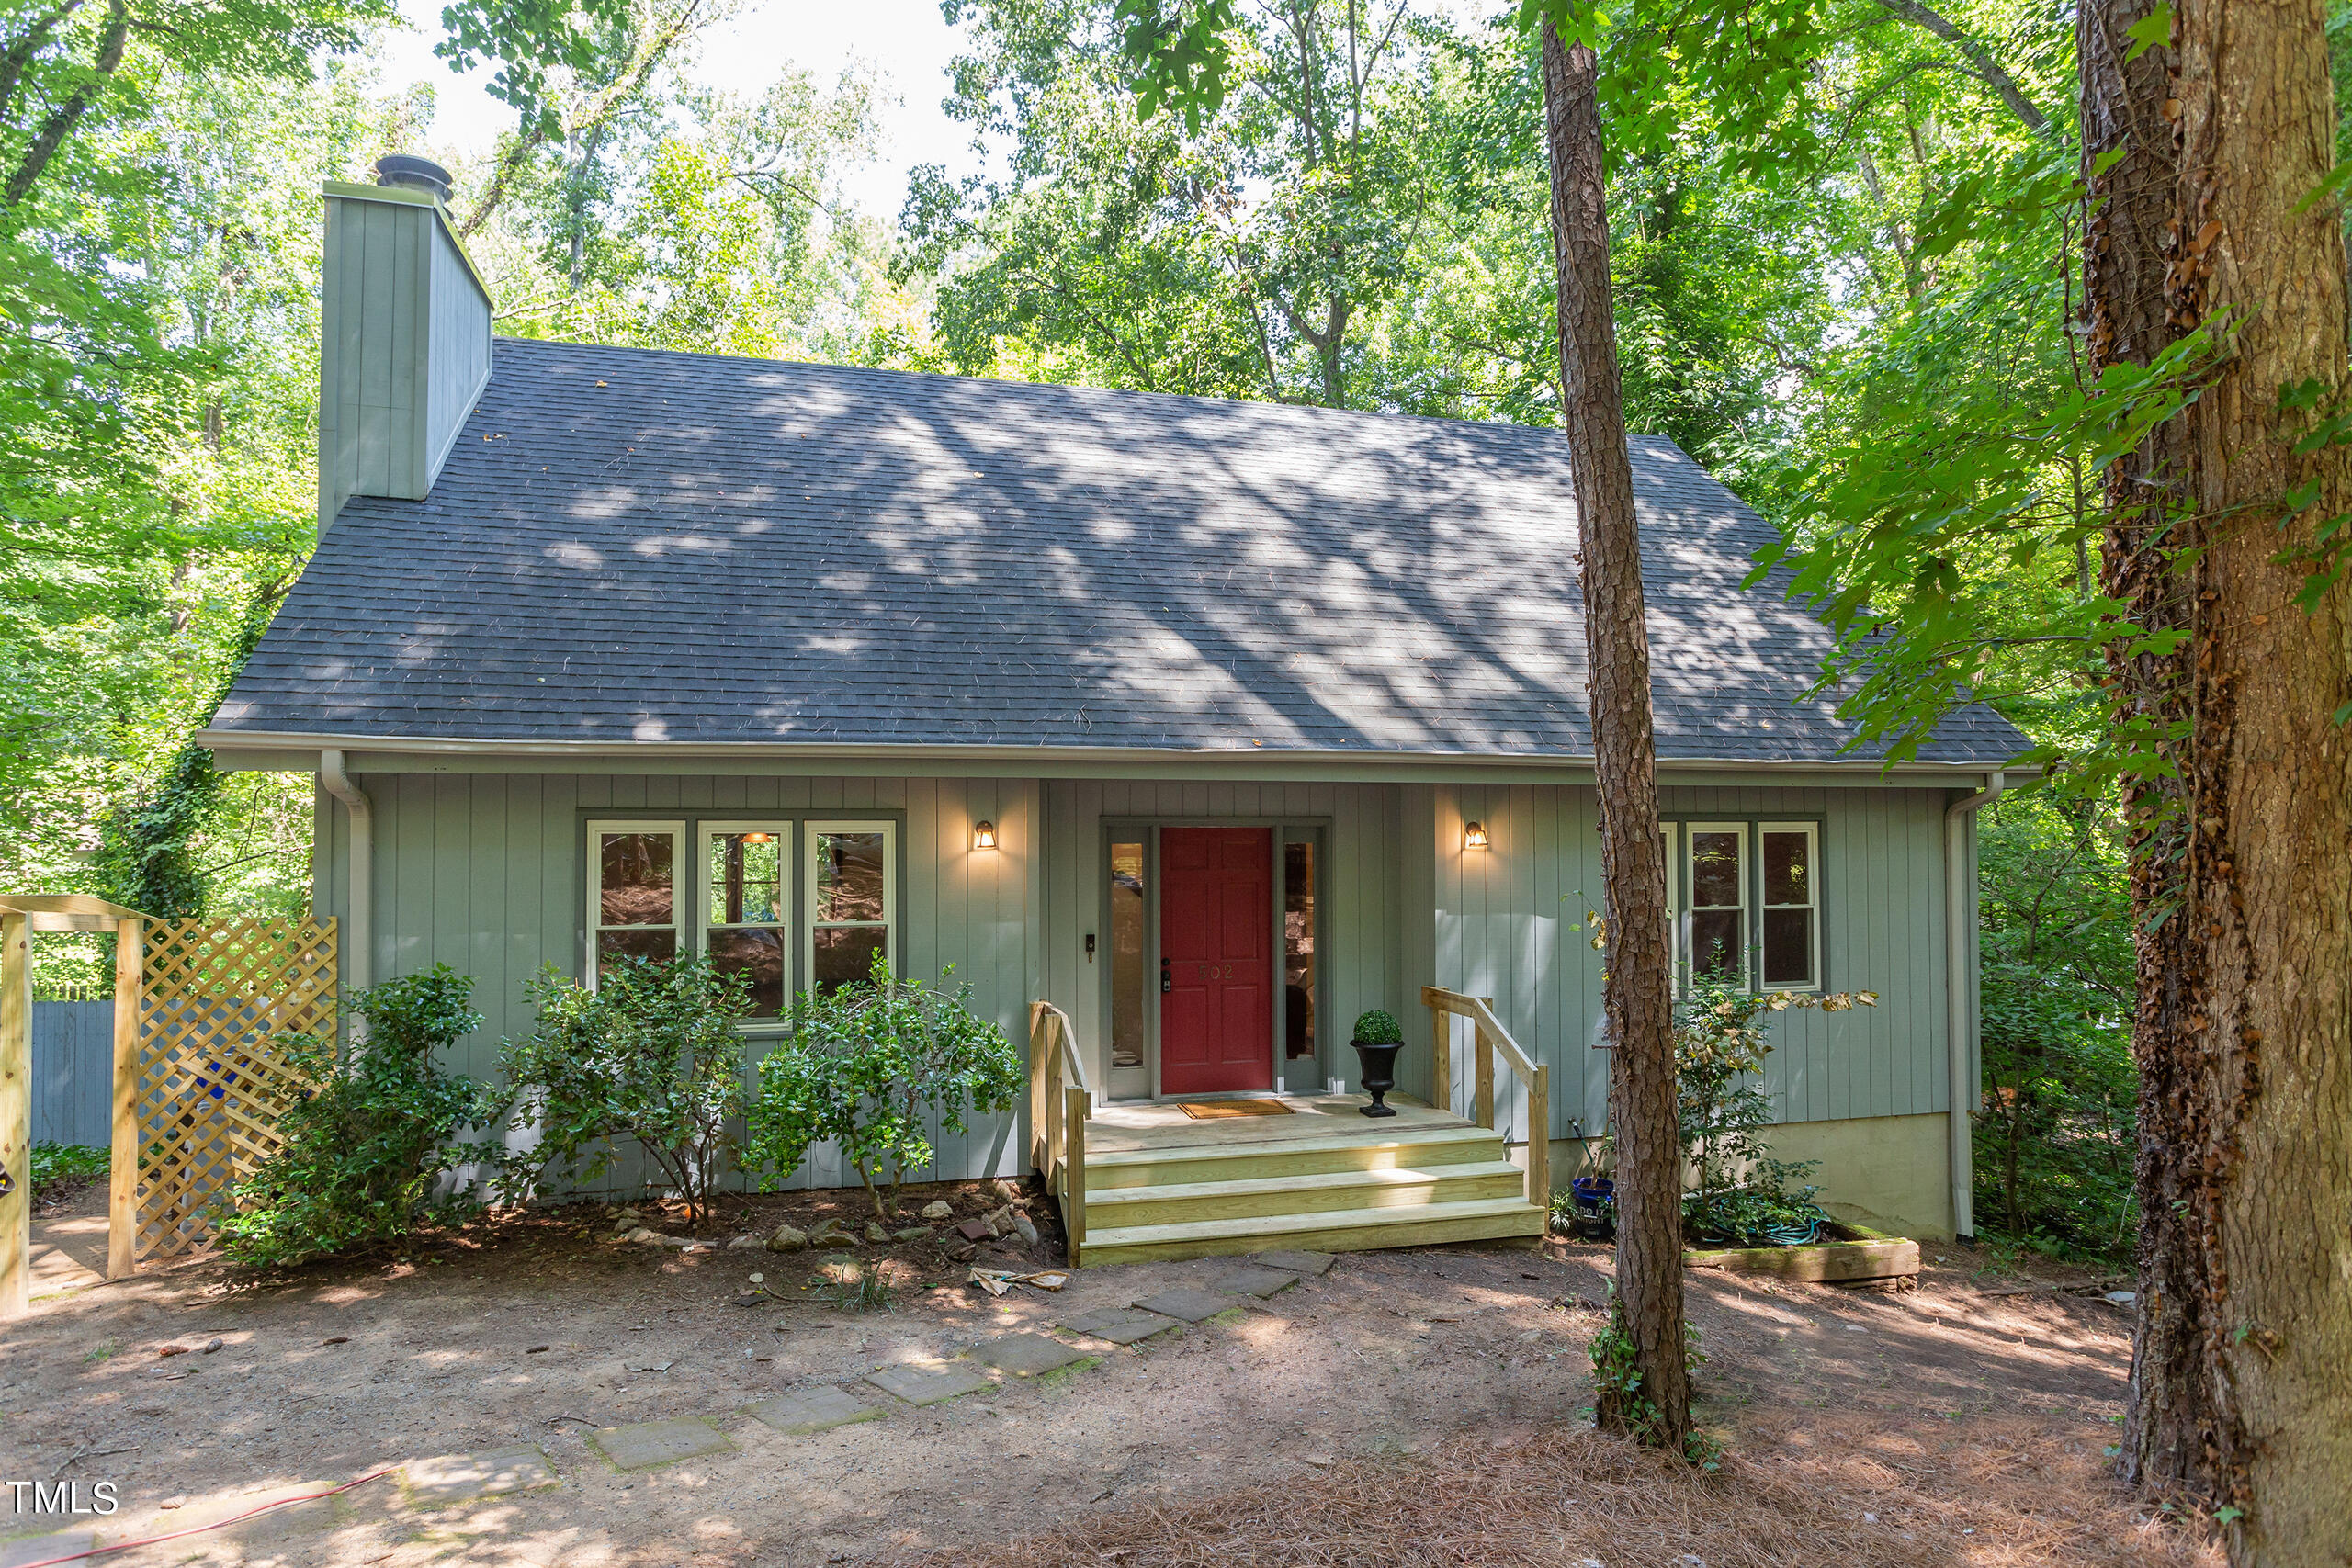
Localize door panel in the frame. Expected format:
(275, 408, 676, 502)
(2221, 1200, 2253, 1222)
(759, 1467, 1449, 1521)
(1159, 827, 1274, 1094)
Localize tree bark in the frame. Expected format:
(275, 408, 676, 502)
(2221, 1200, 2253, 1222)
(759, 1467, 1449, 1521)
(2, 0, 124, 208)
(2077, 0, 2222, 1511)
(1539, 17, 1687, 1450)
(2165, 0, 2352, 1553)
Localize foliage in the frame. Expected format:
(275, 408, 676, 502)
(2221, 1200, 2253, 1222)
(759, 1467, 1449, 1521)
(1972, 795, 2138, 1259)
(30, 1141, 108, 1198)
(743, 955, 1023, 1219)
(491, 954, 752, 1221)
(1349, 1009, 1402, 1045)
(1588, 1284, 1719, 1468)
(213, 964, 486, 1267)
(1675, 976, 1876, 1245)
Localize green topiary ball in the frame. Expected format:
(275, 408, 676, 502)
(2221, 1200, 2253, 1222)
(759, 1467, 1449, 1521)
(1351, 1009, 1403, 1045)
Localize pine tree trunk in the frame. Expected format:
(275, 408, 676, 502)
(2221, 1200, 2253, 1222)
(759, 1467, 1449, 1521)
(2166, 0, 2352, 1552)
(1539, 18, 1688, 1450)
(2077, 0, 2223, 1508)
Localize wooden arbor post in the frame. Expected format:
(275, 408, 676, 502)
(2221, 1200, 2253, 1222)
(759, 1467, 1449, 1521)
(0, 897, 150, 1321)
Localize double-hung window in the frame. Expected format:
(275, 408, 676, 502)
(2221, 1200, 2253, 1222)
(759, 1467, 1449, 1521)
(808, 821, 896, 994)
(589, 819, 685, 980)
(703, 822, 789, 1017)
(1686, 823, 1749, 987)
(1758, 823, 1820, 990)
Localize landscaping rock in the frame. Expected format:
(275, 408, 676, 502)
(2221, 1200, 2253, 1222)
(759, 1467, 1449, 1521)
(945, 1241, 978, 1263)
(625, 1227, 661, 1244)
(956, 1218, 994, 1243)
(920, 1200, 953, 1221)
(994, 1179, 1023, 1203)
(727, 1234, 760, 1250)
(1132, 1288, 1241, 1324)
(863, 1222, 890, 1244)
(1221, 1266, 1300, 1299)
(1010, 1213, 1040, 1245)
(983, 1205, 1014, 1235)
(744, 1386, 884, 1436)
(864, 1362, 991, 1406)
(967, 1333, 1091, 1377)
(591, 1417, 732, 1472)
(892, 1226, 933, 1244)
(1057, 1306, 1182, 1346)
(766, 1225, 808, 1252)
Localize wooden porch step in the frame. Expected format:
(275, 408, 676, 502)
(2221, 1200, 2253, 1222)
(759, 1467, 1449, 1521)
(1087, 1161, 1531, 1228)
(1083, 1122, 1504, 1190)
(1077, 1195, 1547, 1268)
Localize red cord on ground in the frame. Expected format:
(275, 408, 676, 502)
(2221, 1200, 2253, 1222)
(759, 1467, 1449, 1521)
(13, 1467, 400, 1568)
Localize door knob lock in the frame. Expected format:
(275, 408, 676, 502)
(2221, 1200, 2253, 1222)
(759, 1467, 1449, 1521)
(1159, 956, 1172, 994)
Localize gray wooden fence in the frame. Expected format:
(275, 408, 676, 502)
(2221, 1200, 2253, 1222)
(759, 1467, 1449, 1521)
(31, 999, 112, 1147)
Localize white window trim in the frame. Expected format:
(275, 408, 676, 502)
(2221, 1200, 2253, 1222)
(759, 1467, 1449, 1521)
(1685, 820, 1750, 989)
(1660, 821, 1681, 995)
(585, 818, 685, 989)
(805, 819, 898, 988)
(699, 819, 795, 1022)
(1758, 821, 1823, 993)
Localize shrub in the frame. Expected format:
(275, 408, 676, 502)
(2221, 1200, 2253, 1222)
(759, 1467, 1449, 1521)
(744, 954, 1022, 1219)
(31, 1142, 107, 1199)
(214, 964, 485, 1267)
(490, 954, 751, 1222)
(1675, 976, 1876, 1246)
(1350, 1009, 1402, 1044)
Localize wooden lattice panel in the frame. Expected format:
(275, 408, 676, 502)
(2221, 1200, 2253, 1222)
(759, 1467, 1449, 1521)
(132, 917, 336, 1262)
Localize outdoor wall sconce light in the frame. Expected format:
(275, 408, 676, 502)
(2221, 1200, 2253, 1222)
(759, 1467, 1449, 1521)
(973, 820, 998, 850)
(742, 831, 773, 844)
(1464, 821, 1490, 850)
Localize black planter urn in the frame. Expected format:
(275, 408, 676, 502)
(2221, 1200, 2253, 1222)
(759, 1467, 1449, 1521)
(1351, 1040, 1403, 1118)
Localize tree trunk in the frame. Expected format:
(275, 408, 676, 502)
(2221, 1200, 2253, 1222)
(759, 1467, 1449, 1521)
(2166, 0, 2352, 1552)
(1539, 18, 1687, 1450)
(2077, 0, 2223, 1510)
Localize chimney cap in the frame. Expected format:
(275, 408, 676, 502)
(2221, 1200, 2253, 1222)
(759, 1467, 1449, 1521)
(373, 154, 453, 201)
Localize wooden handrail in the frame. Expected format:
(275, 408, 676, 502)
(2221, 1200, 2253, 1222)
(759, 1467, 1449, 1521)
(1421, 986, 1551, 1214)
(1026, 1000, 1091, 1191)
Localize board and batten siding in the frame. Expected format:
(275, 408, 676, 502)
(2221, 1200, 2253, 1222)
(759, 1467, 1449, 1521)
(1429, 783, 1955, 1148)
(313, 772, 1037, 1188)
(1038, 779, 1408, 1093)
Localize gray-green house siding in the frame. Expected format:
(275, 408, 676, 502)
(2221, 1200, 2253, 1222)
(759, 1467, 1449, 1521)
(312, 768, 1966, 1190)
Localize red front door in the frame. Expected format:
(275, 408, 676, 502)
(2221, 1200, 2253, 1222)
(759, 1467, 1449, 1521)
(1159, 827, 1274, 1095)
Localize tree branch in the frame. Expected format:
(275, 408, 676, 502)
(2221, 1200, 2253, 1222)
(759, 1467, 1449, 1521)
(1871, 0, 2051, 134)
(3, 0, 126, 208)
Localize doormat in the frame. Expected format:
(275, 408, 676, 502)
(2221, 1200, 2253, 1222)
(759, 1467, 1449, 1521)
(1178, 1100, 1293, 1120)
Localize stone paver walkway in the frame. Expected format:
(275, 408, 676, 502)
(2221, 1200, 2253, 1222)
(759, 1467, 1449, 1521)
(1132, 1287, 1244, 1324)
(1057, 1305, 1183, 1345)
(1250, 1248, 1336, 1275)
(967, 1332, 1091, 1377)
(591, 1417, 733, 1472)
(1220, 1266, 1301, 1298)
(401, 1446, 560, 1508)
(864, 1362, 992, 1406)
(745, 1386, 885, 1435)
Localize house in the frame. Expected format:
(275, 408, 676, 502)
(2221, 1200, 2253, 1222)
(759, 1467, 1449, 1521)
(196, 162, 2022, 1259)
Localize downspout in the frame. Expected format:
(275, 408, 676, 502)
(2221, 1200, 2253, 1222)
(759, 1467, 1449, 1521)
(319, 750, 372, 992)
(1943, 770, 2005, 1240)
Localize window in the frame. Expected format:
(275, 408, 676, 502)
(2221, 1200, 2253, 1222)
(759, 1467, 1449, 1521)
(1109, 840, 1147, 1071)
(1759, 823, 1820, 990)
(807, 821, 895, 994)
(1660, 822, 1680, 987)
(588, 820, 684, 982)
(1686, 823, 1747, 986)
(1283, 834, 1318, 1062)
(703, 823, 788, 1017)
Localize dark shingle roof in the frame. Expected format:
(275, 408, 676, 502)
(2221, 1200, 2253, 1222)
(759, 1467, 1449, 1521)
(213, 338, 2022, 764)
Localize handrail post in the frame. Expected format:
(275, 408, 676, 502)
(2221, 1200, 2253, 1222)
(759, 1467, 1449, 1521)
(108, 917, 143, 1280)
(1474, 1024, 1495, 1130)
(1027, 1003, 1047, 1176)
(1063, 1082, 1088, 1267)
(1529, 1062, 1551, 1212)
(1427, 990, 1450, 1116)
(1047, 1016, 1065, 1188)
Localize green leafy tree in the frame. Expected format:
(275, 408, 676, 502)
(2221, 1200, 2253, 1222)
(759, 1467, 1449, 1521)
(492, 954, 751, 1221)
(743, 956, 1023, 1220)
(214, 964, 486, 1267)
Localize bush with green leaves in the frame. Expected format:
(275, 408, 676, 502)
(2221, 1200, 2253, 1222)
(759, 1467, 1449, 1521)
(214, 964, 486, 1268)
(1675, 976, 1876, 1246)
(744, 955, 1022, 1220)
(31, 1142, 108, 1199)
(1350, 1009, 1403, 1045)
(490, 955, 752, 1222)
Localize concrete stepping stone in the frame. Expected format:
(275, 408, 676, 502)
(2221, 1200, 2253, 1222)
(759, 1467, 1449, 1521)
(401, 1445, 560, 1508)
(744, 1385, 884, 1435)
(967, 1332, 1091, 1377)
(1251, 1248, 1336, 1276)
(1057, 1305, 1183, 1346)
(591, 1416, 733, 1472)
(864, 1362, 992, 1406)
(1132, 1287, 1243, 1323)
(1222, 1266, 1302, 1299)
(4, 1534, 94, 1568)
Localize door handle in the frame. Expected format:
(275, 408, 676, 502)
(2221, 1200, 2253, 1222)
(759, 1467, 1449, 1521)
(1160, 957, 1172, 994)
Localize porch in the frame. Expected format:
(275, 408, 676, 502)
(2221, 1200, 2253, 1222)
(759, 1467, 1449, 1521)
(1030, 989, 1552, 1267)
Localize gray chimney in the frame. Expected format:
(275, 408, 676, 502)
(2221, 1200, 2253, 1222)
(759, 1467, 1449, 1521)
(316, 156, 492, 536)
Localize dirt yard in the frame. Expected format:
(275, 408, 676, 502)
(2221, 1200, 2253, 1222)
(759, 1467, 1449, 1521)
(1, 1181, 2219, 1568)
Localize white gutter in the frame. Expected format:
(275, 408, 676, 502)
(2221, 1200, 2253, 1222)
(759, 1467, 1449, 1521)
(319, 750, 373, 992)
(1943, 770, 2005, 1240)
